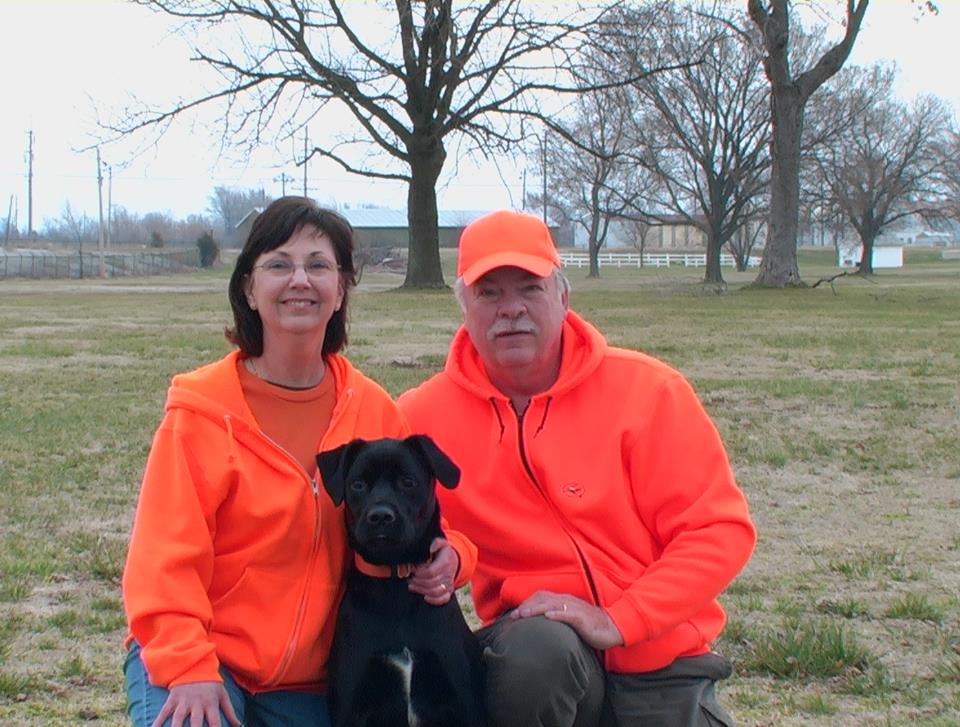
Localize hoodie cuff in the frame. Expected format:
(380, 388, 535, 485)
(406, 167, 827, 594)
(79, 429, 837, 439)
(604, 597, 651, 648)
(442, 525, 478, 589)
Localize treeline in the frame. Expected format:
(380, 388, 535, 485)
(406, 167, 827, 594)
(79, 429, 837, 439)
(523, 3, 960, 282)
(6, 186, 271, 251)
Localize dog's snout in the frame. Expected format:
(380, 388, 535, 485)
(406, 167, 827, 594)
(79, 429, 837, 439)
(366, 505, 397, 526)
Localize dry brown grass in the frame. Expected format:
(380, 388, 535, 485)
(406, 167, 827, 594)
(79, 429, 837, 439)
(1, 252, 958, 725)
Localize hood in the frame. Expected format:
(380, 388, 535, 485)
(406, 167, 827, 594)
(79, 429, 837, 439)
(443, 309, 608, 403)
(163, 349, 358, 445)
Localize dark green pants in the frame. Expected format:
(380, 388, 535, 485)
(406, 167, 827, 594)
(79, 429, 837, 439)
(477, 615, 735, 727)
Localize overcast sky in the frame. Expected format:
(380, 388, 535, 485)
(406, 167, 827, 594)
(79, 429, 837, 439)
(1, 0, 957, 230)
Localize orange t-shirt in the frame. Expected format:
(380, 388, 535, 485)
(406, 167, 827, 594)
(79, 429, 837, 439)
(237, 358, 336, 475)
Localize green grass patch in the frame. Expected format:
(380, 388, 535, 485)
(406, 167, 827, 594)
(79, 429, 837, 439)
(884, 593, 948, 623)
(744, 618, 871, 679)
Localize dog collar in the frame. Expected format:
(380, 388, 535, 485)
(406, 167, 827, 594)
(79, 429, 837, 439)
(354, 554, 416, 580)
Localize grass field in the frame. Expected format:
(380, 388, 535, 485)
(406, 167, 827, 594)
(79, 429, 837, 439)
(1, 251, 959, 725)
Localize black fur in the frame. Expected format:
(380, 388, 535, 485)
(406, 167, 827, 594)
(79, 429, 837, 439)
(317, 435, 486, 727)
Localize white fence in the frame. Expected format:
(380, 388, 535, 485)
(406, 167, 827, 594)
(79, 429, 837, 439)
(559, 252, 760, 269)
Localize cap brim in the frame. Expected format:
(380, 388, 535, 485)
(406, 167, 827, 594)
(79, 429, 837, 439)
(460, 251, 558, 286)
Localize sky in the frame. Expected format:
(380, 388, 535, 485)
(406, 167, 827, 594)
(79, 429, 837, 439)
(0, 0, 957, 231)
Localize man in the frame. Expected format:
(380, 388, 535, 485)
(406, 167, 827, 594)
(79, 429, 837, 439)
(399, 210, 756, 727)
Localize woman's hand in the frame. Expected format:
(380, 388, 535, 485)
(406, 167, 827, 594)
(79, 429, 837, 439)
(409, 537, 459, 606)
(151, 681, 242, 727)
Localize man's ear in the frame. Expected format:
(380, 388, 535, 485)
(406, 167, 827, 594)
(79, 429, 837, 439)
(406, 434, 460, 489)
(316, 439, 367, 505)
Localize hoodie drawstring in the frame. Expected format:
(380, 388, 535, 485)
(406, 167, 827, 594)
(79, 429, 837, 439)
(534, 397, 553, 437)
(489, 398, 506, 443)
(224, 415, 239, 464)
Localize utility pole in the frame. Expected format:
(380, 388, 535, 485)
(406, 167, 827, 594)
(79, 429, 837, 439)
(303, 131, 309, 197)
(274, 173, 293, 196)
(540, 132, 548, 225)
(107, 163, 113, 247)
(4, 195, 13, 246)
(26, 130, 34, 239)
(96, 147, 106, 277)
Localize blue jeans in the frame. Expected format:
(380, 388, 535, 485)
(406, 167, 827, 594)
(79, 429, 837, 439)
(124, 642, 330, 727)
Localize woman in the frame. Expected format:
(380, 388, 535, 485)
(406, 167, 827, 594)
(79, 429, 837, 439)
(122, 197, 476, 727)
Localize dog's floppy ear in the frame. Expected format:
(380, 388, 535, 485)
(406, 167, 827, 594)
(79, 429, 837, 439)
(407, 434, 460, 489)
(316, 438, 367, 505)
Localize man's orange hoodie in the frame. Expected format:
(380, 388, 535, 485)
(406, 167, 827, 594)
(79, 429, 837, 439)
(123, 350, 476, 693)
(399, 311, 756, 674)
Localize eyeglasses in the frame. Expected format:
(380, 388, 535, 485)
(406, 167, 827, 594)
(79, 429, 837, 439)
(252, 258, 340, 278)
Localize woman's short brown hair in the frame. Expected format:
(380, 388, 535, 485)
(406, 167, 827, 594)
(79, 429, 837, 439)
(226, 196, 357, 356)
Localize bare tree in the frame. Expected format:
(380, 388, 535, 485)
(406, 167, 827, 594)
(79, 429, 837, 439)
(118, 1, 653, 288)
(51, 202, 98, 247)
(747, 0, 869, 287)
(726, 203, 766, 272)
(208, 186, 271, 246)
(810, 65, 951, 273)
(939, 126, 960, 222)
(618, 3, 770, 287)
(526, 84, 647, 278)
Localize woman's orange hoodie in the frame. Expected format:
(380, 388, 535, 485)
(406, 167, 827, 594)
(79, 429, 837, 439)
(399, 311, 756, 674)
(122, 350, 476, 693)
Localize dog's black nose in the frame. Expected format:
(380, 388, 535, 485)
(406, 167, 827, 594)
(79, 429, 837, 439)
(366, 506, 397, 526)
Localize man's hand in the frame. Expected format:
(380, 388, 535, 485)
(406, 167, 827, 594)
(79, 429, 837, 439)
(512, 590, 625, 650)
(409, 537, 459, 605)
(151, 681, 241, 727)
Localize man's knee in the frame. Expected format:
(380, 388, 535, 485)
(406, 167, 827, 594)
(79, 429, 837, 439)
(483, 616, 592, 676)
(480, 616, 603, 727)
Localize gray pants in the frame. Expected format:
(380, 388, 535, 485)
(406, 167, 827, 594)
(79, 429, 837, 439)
(477, 615, 735, 727)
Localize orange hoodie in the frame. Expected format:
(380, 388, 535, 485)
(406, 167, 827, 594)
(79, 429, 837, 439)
(123, 350, 476, 693)
(399, 311, 756, 674)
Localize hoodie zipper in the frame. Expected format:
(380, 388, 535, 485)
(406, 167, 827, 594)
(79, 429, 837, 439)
(226, 415, 317, 688)
(238, 387, 355, 689)
(512, 402, 602, 608)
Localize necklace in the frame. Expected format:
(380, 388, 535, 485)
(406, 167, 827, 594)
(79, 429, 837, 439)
(245, 356, 325, 390)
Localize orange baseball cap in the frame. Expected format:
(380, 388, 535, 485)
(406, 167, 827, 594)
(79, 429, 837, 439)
(457, 210, 560, 285)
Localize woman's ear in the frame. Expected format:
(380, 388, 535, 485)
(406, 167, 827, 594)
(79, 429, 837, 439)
(243, 274, 257, 310)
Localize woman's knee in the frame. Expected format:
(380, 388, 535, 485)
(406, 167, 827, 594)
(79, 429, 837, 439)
(124, 642, 170, 727)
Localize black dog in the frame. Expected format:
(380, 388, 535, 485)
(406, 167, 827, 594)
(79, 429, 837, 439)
(317, 435, 486, 727)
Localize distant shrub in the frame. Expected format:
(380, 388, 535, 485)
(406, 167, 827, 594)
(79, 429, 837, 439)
(196, 231, 220, 268)
(149, 231, 164, 248)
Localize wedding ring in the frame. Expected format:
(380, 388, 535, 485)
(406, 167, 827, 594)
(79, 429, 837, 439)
(440, 583, 447, 592)
(562, 603, 567, 612)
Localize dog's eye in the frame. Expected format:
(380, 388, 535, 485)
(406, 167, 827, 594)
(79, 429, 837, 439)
(348, 480, 366, 493)
(399, 477, 416, 490)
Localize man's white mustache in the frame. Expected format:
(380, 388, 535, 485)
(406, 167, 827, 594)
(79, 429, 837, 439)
(489, 322, 538, 338)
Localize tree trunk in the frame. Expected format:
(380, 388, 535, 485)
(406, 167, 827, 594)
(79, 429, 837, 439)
(403, 151, 446, 288)
(588, 239, 601, 278)
(704, 227, 725, 286)
(857, 230, 876, 274)
(755, 87, 805, 287)
(587, 214, 602, 278)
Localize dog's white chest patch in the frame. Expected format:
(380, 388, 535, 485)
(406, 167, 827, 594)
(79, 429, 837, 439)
(385, 646, 421, 727)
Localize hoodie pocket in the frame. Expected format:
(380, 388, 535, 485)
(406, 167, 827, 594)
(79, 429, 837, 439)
(210, 567, 300, 680)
